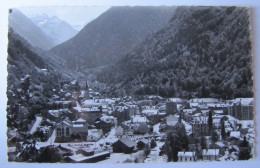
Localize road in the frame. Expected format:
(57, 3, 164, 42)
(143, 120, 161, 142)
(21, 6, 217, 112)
(144, 141, 167, 163)
(29, 116, 42, 134)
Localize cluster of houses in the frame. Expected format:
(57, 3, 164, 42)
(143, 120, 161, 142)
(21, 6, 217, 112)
(7, 79, 255, 163)
(46, 93, 256, 162)
(164, 98, 254, 162)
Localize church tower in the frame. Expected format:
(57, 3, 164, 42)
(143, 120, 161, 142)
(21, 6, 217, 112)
(85, 80, 90, 99)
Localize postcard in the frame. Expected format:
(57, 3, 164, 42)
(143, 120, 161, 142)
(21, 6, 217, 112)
(6, 5, 255, 164)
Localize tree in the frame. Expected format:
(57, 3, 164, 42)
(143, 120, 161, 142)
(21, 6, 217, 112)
(144, 144, 151, 157)
(28, 111, 36, 121)
(37, 146, 62, 163)
(158, 87, 167, 97)
(34, 130, 46, 142)
(208, 110, 213, 132)
(201, 85, 209, 97)
(21, 75, 30, 93)
(169, 79, 173, 86)
(238, 136, 251, 160)
(212, 130, 219, 144)
(150, 139, 157, 148)
(149, 126, 154, 133)
(85, 80, 89, 90)
(137, 142, 145, 150)
(163, 123, 189, 162)
(98, 106, 103, 112)
(194, 137, 202, 159)
(201, 136, 207, 150)
(123, 158, 134, 163)
(162, 77, 168, 85)
(168, 86, 176, 97)
(221, 119, 226, 141)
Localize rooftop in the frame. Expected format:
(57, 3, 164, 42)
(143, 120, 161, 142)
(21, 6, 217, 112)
(100, 114, 116, 123)
(57, 120, 72, 127)
(178, 151, 196, 157)
(72, 124, 84, 128)
(88, 129, 103, 137)
(119, 138, 136, 148)
(131, 115, 148, 123)
(67, 151, 110, 162)
(82, 99, 102, 107)
(214, 110, 224, 114)
(239, 120, 254, 128)
(142, 109, 158, 115)
(215, 142, 225, 148)
(81, 107, 100, 112)
(202, 149, 220, 156)
(138, 139, 149, 144)
(234, 98, 254, 106)
(230, 131, 241, 138)
(189, 98, 219, 103)
(115, 126, 124, 136)
(168, 98, 184, 103)
(166, 115, 179, 126)
(74, 118, 86, 123)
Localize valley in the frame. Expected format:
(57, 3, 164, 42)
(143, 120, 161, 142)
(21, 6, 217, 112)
(6, 6, 255, 163)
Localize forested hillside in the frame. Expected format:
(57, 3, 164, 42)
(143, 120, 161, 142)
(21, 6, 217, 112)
(7, 28, 72, 130)
(50, 6, 176, 70)
(97, 6, 253, 99)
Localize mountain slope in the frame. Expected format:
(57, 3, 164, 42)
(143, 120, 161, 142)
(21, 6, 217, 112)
(7, 27, 79, 133)
(50, 6, 176, 70)
(97, 6, 253, 99)
(7, 26, 78, 117)
(7, 28, 65, 104)
(8, 8, 55, 50)
(30, 14, 78, 45)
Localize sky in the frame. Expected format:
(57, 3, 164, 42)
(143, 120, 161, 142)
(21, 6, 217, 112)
(19, 6, 110, 30)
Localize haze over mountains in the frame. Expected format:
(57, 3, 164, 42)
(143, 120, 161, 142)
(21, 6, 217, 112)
(9, 8, 78, 50)
(50, 6, 177, 70)
(9, 9, 55, 50)
(8, 6, 253, 100)
(97, 6, 253, 99)
(30, 14, 78, 45)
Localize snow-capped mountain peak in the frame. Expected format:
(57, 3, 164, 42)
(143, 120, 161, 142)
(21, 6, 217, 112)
(30, 14, 78, 46)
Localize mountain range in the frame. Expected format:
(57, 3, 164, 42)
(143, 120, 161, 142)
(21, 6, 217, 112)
(50, 6, 177, 70)
(30, 14, 78, 45)
(7, 6, 254, 100)
(8, 9, 55, 50)
(97, 6, 253, 99)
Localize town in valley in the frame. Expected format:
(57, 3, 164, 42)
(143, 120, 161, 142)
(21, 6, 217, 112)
(6, 6, 255, 163)
(7, 79, 255, 163)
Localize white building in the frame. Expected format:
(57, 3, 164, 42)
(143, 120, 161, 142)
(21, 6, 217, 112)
(230, 131, 241, 139)
(87, 129, 103, 142)
(131, 115, 149, 123)
(178, 151, 196, 162)
(142, 109, 158, 116)
(202, 149, 220, 161)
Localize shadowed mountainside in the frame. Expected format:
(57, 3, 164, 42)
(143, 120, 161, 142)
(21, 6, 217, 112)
(97, 6, 253, 99)
(50, 6, 177, 70)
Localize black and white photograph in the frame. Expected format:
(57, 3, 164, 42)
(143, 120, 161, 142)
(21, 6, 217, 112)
(4, 0, 257, 165)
